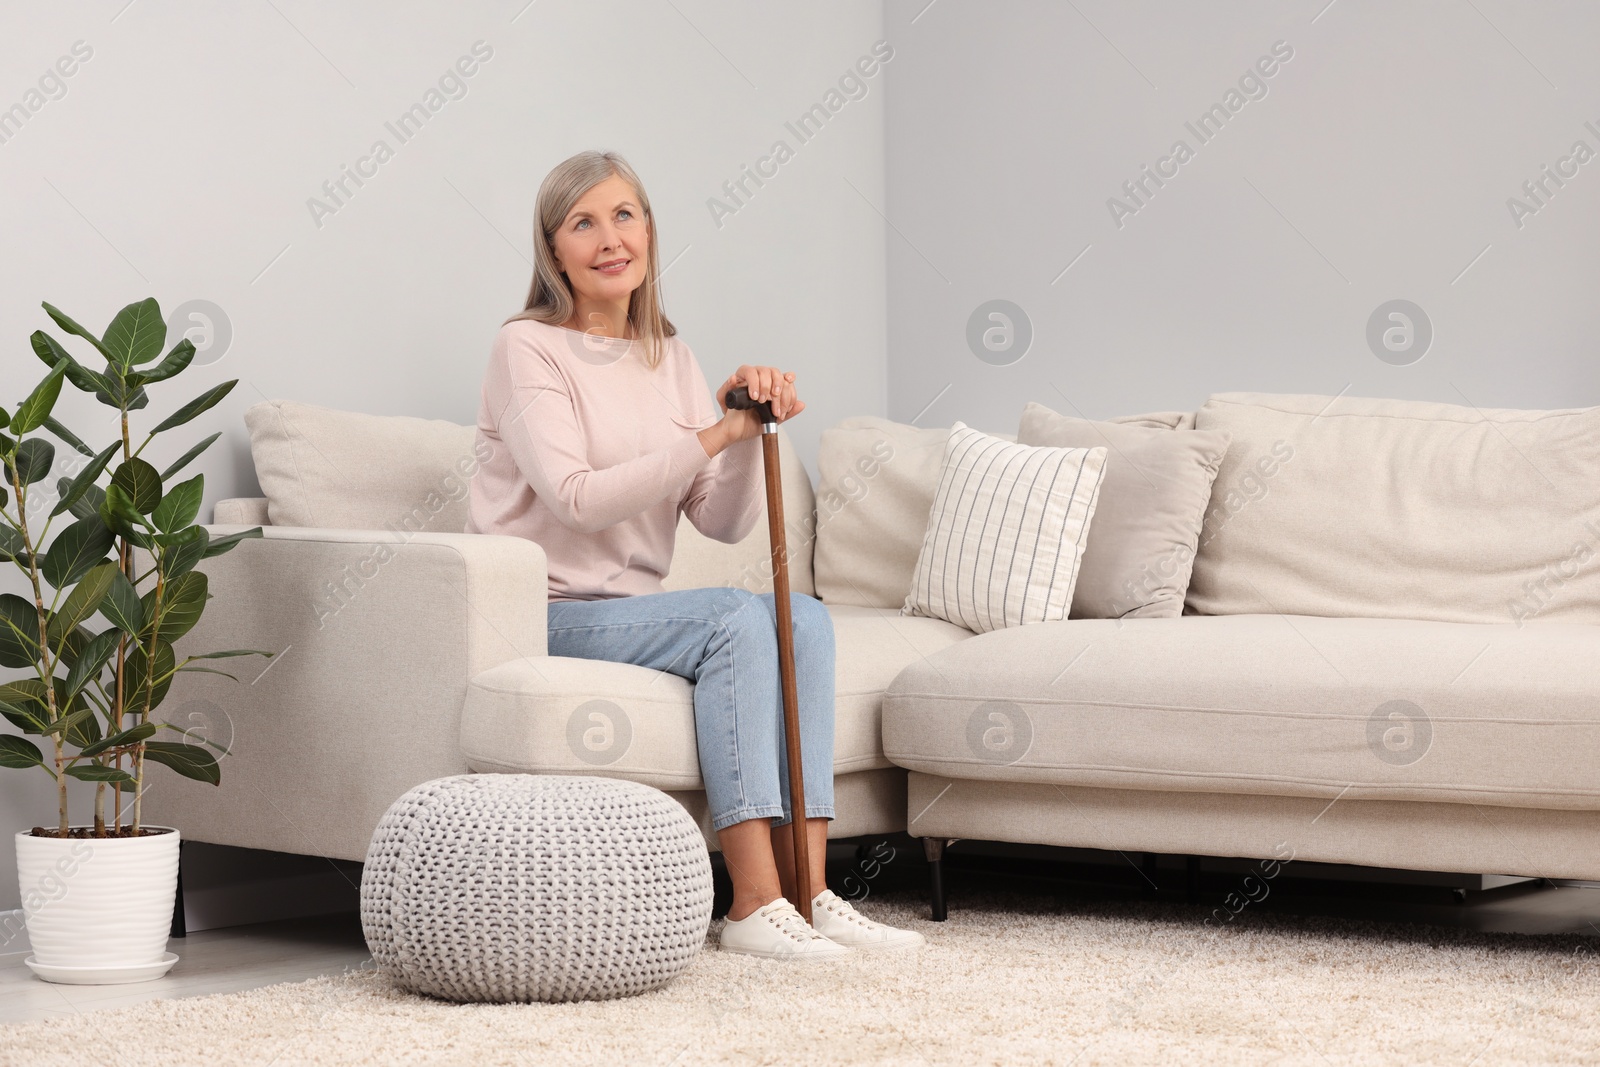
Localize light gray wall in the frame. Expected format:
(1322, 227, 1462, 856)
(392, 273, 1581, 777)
(0, 0, 886, 915)
(883, 0, 1600, 432)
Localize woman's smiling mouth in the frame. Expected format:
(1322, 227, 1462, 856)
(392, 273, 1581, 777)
(594, 258, 630, 275)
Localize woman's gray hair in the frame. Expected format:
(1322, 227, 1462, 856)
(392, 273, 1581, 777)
(504, 150, 675, 369)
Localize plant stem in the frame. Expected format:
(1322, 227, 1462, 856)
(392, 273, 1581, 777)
(9, 461, 66, 835)
(132, 553, 164, 836)
(132, 746, 145, 833)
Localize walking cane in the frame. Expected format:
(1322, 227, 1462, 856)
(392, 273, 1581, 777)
(724, 384, 815, 924)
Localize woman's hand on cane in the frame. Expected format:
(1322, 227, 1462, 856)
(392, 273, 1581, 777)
(700, 366, 803, 455)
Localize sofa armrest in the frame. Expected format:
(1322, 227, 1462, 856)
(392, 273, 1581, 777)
(143, 524, 548, 862)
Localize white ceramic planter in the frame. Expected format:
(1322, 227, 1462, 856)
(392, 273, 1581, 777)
(15, 825, 181, 984)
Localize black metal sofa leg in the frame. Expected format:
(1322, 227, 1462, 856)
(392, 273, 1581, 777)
(924, 837, 948, 921)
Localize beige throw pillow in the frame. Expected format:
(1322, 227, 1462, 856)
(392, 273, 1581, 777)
(1018, 402, 1230, 618)
(902, 423, 1107, 633)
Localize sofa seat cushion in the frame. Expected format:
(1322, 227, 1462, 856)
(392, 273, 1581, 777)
(461, 604, 974, 788)
(883, 614, 1600, 810)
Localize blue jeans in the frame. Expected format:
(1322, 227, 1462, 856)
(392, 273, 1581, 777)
(546, 587, 837, 833)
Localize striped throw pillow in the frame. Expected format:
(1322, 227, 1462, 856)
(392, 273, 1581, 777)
(902, 423, 1107, 633)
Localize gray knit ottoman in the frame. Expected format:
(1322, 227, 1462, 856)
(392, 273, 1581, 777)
(360, 774, 714, 1003)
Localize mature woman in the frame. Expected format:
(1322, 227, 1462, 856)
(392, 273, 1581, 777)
(465, 150, 922, 960)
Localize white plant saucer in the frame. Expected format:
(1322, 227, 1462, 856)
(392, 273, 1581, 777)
(25, 952, 179, 985)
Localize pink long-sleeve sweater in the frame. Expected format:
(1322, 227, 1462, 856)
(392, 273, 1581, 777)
(464, 318, 764, 602)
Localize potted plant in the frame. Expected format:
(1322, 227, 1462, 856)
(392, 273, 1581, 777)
(1, 297, 268, 984)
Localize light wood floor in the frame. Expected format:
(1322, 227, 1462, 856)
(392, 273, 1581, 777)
(0, 911, 370, 1024)
(3, 841, 1597, 1025)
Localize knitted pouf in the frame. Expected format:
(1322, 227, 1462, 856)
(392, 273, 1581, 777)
(360, 774, 714, 1003)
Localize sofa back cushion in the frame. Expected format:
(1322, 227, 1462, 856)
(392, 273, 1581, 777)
(245, 399, 480, 532)
(1018, 402, 1230, 619)
(1187, 391, 1600, 625)
(815, 413, 1191, 609)
(243, 399, 815, 594)
(812, 418, 1011, 607)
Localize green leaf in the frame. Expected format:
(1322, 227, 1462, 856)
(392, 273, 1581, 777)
(0, 681, 50, 711)
(29, 327, 103, 395)
(142, 740, 220, 785)
(41, 415, 93, 458)
(140, 339, 195, 384)
(51, 622, 90, 667)
(101, 567, 143, 636)
(53, 560, 117, 634)
(40, 302, 115, 363)
(69, 482, 105, 521)
(0, 525, 25, 564)
(51, 439, 121, 518)
(67, 704, 101, 748)
(160, 432, 219, 481)
(14, 438, 56, 485)
(151, 380, 236, 435)
(64, 627, 120, 701)
(124, 638, 174, 716)
(200, 526, 263, 559)
(174, 665, 239, 680)
(0, 735, 44, 770)
(70, 709, 101, 749)
(154, 524, 202, 550)
(0, 680, 59, 715)
(11, 361, 70, 434)
(64, 764, 134, 783)
(102, 299, 166, 369)
(41, 513, 115, 589)
(151, 473, 202, 533)
(42, 704, 94, 742)
(0, 407, 8, 430)
(0, 697, 49, 734)
(78, 720, 156, 758)
(30, 330, 103, 394)
(101, 483, 144, 538)
(92, 374, 147, 412)
(110, 458, 162, 514)
(145, 571, 207, 642)
(184, 647, 269, 660)
(0, 593, 41, 668)
(164, 525, 209, 579)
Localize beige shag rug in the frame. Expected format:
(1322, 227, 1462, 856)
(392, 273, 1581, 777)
(4, 888, 1598, 1066)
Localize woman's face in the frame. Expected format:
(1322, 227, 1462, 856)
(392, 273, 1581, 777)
(550, 174, 650, 308)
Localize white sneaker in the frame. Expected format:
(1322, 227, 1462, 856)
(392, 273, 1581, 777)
(718, 897, 852, 961)
(808, 889, 926, 951)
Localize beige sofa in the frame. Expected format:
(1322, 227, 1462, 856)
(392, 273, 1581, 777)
(149, 392, 1600, 921)
(878, 391, 1600, 917)
(147, 399, 971, 865)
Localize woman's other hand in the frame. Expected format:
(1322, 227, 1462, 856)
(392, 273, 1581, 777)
(720, 365, 803, 420)
(700, 366, 804, 456)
